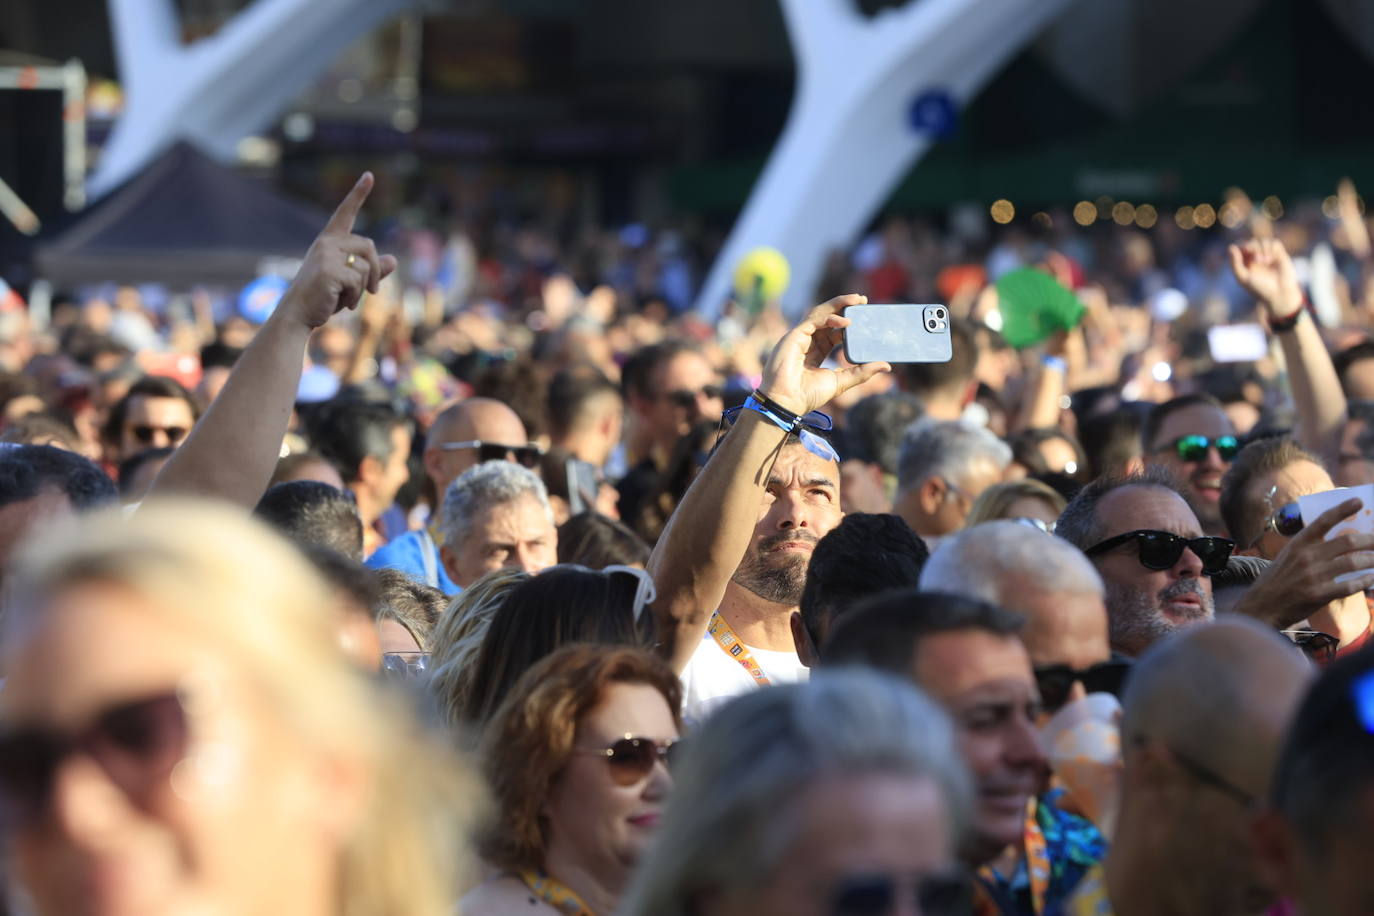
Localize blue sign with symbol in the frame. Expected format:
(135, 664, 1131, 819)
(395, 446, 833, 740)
(238, 275, 290, 324)
(909, 89, 958, 139)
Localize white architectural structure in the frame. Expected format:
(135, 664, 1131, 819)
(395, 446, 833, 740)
(693, 0, 1078, 319)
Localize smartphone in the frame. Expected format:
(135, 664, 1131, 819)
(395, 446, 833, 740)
(1207, 324, 1268, 363)
(843, 304, 953, 364)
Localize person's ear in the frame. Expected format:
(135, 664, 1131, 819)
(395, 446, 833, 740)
(421, 447, 444, 488)
(1252, 808, 1300, 904)
(439, 544, 460, 586)
(791, 611, 818, 668)
(357, 453, 384, 489)
(918, 476, 947, 516)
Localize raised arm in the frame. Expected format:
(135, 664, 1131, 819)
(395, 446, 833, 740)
(1229, 238, 1346, 462)
(647, 295, 889, 673)
(150, 173, 397, 507)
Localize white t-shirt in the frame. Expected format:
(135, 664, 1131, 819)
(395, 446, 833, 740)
(679, 628, 810, 724)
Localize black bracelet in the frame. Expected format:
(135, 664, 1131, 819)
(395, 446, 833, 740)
(750, 389, 804, 428)
(1270, 307, 1306, 334)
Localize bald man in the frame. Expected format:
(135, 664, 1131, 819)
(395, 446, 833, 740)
(365, 398, 532, 591)
(1069, 618, 1312, 916)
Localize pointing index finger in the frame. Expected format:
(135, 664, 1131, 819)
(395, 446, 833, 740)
(325, 172, 374, 236)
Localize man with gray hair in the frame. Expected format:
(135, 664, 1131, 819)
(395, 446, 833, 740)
(437, 461, 558, 590)
(921, 521, 1118, 716)
(1068, 618, 1311, 916)
(893, 419, 1012, 542)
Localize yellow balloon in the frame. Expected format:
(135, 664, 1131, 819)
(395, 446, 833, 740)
(733, 247, 791, 302)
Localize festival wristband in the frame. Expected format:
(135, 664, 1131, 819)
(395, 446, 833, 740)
(1041, 355, 1068, 373)
(744, 390, 803, 431)
(1269, 306, 1306, 334)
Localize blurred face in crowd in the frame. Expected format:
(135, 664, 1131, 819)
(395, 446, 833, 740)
(1147, 403, 1235, 534)
(999, 579, 1111, 718)
(543, 682, 677, 882)
(2, 582, 355, 916)
(1242, 459, 1331, 560)
(912, 629, 1045, 864)
(1088, 485, 1214, 657)
(703, 774, 957, 916)
(732, 445, 842, 607)
(906, 458, 1003, 539)
(643, 352, 721, 459)
(118, 395, 194, 461)
(1003, 496, 1061, 530)
(357, 424, 411, 513)
(275, 458, 346, 491)
(442, 495, 558, 588)
(1335, 417, 1374, 488)
(424, 400, 530, 499)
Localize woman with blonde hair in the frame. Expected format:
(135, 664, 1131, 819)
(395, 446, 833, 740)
(0, 500, 478, 916)
(427, 567, 531, 729)
(963, 477, 1067, 531)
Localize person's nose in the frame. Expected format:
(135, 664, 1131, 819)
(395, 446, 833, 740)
(697, 390, 722, 420)
(47, 754, 129, 845)
(1200, 444, 1227, 471)
(1006, 713, 1047, 771)
(774, 491, 809, 531)
(1175, 545, 1205, 579)
(514, 544, 544, 574)
(643, 753, 673, 800)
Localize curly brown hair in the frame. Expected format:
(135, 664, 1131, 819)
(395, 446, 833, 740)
(477, 644, 683, 874)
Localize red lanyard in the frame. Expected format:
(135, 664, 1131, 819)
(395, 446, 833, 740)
(707, 611, 772, 687)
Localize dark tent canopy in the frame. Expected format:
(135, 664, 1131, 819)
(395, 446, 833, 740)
(35, 141, 327, 289)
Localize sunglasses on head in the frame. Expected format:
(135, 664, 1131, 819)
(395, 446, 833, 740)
(131, 425, 188, 445)
(827, 869, 971, 916)
(438, 440, 543, 469)
(664, 385, 724, 410)
(1085, 529, 1235, 576)
(1162, 434, 1240, 463)
(572, 735, 679, 787)
(1034, 660, 1132, 714)
(1282, 628, 1340, 666)
(0, 691, 188, 828)
(721, 403, 839, 463)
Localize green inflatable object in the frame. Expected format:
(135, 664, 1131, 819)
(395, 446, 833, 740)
(994, 268, 1085, 349)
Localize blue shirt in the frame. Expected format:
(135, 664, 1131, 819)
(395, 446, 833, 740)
(365, 528, 460, 595)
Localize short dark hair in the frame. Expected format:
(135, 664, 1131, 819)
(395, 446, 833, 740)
(556, 512, 651, 569)
(1010, 428, 1087, 479)
(821, 589, 1022, 672)
(800, 513, 929, 650)
(101, 375, 200, 446)
(1078, 405, 1146, 480)
(117, 446, 176, 496)
(1271, 646, 1374, 855)
(473, 359, 548, 441)
(1219, 436, 1322, 548)
(307, 400, 407, 484)
(459, 566, 647, 726)
(1140, 393, 1226, 454)
(1055, 466, 1188, 552)
(297, 543, 375, 612)
(547, 367, 621, 441)
(254, 481, 365, 561)
(1333, 341, 1374, 396)
(842, 392, 924, 473)
(200, 342, 243, 371)
(371, 567, 446, 651)
(0, 444, 117, 511)
(897, 320, 975, 403)
(620, 341, 700, 401)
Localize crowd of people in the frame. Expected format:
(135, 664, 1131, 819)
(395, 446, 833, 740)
(4, 166, 1374, 916)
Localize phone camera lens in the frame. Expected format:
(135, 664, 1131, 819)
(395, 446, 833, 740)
(927, 320, 938, 330)
(935, 308, 947, 319)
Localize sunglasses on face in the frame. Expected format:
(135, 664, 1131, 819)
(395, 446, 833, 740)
(438, 440, 543, 469)
(1161, 434, 1240, 463)
(131, 424, 188, 445)
(1282, 628, 1340, 666)
(827, 869, 972, 916)
(663, 385, 723, 410)
(0, 692, 188, 828)
(1085, 529, 1235, 576)
(572, 735, 679, 787)
(1034, 660, 1132, 714)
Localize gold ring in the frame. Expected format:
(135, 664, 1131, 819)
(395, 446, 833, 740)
(346, 253, 356, 267)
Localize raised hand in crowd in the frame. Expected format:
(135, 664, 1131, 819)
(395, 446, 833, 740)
(149, 173, 394, 508)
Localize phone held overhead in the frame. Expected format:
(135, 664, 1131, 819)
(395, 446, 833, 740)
(843, 304, 954, 364)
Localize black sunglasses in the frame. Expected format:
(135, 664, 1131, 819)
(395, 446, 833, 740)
(131, 424, 188, 444)
(1085, 529, 1235, 576)
(1034, 660, 1132, 713)
(1160, 434, 1240, 463)
(572, 735, 679, 787)
(664, 385, 724, 410)
(437, 439, 543, 469)
(0, 692, 188, 827)
(828, 869, 971, 916)
(1282, 628, 1339, 666)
